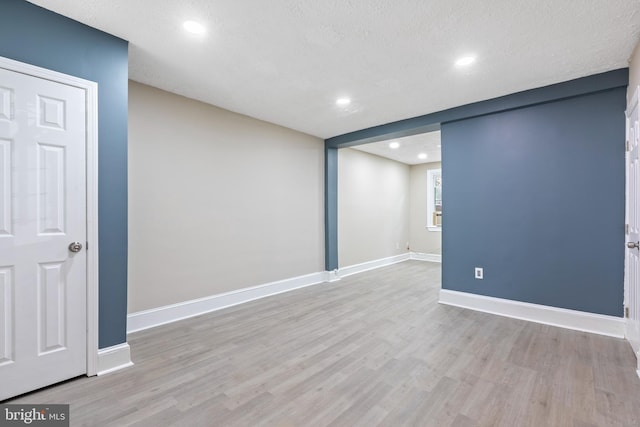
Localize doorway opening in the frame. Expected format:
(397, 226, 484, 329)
(336, 130, 442, 270)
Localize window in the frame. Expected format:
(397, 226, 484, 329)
(427, 169, 442, 231)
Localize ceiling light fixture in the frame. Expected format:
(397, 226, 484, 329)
(183, 20, 206, 35)
(455, 55, 476, 67)
(418, 153, 427, 160)
(336, 97, 351, 106)
(389, 142, 400, 149)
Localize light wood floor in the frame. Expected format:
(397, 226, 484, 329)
(9, 261, 640, 426)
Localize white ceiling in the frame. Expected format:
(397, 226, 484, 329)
(352, 131, 441, 165)
(28, 1, 640, 139)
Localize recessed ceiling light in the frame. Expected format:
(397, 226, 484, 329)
(455, 55, 476, 67)
(183, 20, 206, 35)
(389, 142, 400, 149)
(336, 97, 351, 106)
(418, 153, 427, 160)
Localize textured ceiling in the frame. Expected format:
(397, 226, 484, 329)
(28, 0, 640, 139)
(352, 131, 441, 165)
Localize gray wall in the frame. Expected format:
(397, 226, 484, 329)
(0, 0, 129, 348)
(409, 162, 442, 254)
(338, 148, 409, 267)
(442, 87, 626, 316)
(128, 82, 324, 312)
(338, 151, 441, 264)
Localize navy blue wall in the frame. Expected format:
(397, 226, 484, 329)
(441, 88, 626, 316)
(0, 0, 129, 347)
(326, 70, 627, 316)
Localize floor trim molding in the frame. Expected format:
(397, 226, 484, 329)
(439, 289, 625, 338)
(337, 253, 410, 278)
(97, 343, 134, 376)
(127, 271, 327, 334)
(410, 252, 441, 263)
(326, 270, 341, 282)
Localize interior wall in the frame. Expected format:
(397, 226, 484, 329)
(409, 161, 442, 254)
(442, 87, 626, 317)
(0, 0, 129, 348)
(338, 148, 410, 267)
(630, 39, 640, 101)
(128, 82, 324, 313)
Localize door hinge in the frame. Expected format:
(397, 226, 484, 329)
(86, 241, 89, 251)
(627, 140, 630, 151)
(626, 224, 630, 234)
(625, 306, 630, 318)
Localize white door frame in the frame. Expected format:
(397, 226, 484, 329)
(0, 56, 99, 376)
(626, 85, 640, 376)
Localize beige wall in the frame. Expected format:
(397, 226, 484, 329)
(338, 148, 410, 267)
(629, 39, 640, 101)
(409, 162, 442, 254)
(128, 81, 324, 312)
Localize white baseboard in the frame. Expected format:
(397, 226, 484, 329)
(337, 253, 410, 278)
(439, 289, 625, 338)
(128, 271, 327, 334)
(326, 270, 341, 282)
(97, 343, 134, 376)
(410, 252, 441, 263)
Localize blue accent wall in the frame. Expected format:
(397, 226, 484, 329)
(0, 0, 129, 347)
(441, 88, 626, 316)
(326, 70, 627, 317)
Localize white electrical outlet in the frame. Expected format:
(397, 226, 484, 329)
(475, 267, 483, 279)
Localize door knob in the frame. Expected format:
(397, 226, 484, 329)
(68, 242, 83, 253)
(627, 242, 639, 249)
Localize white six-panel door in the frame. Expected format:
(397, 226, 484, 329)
(626, 86, 640, 373)
(0, 67, 87, 400)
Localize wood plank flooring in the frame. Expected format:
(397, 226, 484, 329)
(8, 261, 640, 426)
